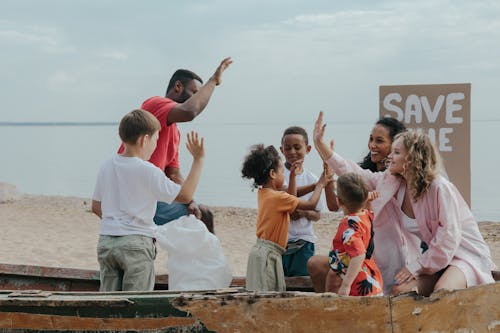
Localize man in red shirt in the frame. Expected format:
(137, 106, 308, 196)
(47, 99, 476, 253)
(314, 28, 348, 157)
(119, 57, 232, 232)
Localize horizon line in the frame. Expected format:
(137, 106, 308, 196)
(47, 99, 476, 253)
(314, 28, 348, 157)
(1, 118, 500, 127)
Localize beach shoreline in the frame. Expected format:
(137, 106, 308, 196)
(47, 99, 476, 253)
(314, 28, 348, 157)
(0, 191, 498, 276)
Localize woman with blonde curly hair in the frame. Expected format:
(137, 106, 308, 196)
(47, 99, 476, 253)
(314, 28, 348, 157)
(309, 112, 495, 296)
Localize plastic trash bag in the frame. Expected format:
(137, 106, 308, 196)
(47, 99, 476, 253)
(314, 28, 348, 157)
(154, 214, 232, 291)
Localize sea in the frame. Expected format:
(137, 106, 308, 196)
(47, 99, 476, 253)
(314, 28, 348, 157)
(1, 120, 499, 222)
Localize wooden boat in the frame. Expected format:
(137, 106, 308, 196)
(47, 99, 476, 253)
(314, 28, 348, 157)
(1, 263, 499, 332)
(0, 262, 313, 292)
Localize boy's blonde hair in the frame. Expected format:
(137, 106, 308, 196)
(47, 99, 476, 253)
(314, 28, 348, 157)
(119, 109, 160, 144)
(337, 173, 369, 212)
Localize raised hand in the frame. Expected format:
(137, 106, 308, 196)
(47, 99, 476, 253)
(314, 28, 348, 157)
(289, 158, 304, 175)
(185, 131, 205, 160)
(212, 57, 233, 86)
(313, 111, 326, 144)
(313, 111, 334, 161)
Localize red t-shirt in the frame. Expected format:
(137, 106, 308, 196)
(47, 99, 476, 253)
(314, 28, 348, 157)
(118, 96, 179, 171)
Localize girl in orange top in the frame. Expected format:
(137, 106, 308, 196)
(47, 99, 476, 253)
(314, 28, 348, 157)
(326, 172, 383, 296)
(241, 144, 329, 291)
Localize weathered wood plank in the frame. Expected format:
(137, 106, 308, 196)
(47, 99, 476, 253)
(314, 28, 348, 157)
(391, 282, 500, 333)
(0, 312, 204, 331)
(1, 263, 498, 293)
(175, 291, 392, 333)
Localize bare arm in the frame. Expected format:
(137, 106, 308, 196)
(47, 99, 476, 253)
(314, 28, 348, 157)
(167, 57, 232, 124)
(324, 181, 339, 212)
(296, 183, 316, 196)
(338, 254, 365, 296)
(296, 183, 324, 211)
(313, 111, 334, 162)
(293, 209, 321, 221)
(174, 132, 205, 203)
(91, 200, 102, 219)
(286, 159, 303, 196)
(296, 171, 331, 211)
(323, 162, 339, 211)
(165, 166, 184, 185)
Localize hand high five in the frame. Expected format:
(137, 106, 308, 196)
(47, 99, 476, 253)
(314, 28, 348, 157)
(185, 131, 205, 160)
(313, 111, 334, 161)
(212, 57, 233, 86)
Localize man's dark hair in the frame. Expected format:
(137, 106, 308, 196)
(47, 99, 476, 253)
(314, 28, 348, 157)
(281, 126, 309, 145)
(166, 69, 203, 96)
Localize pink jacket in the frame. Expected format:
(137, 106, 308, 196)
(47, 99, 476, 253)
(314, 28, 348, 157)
(327, 152, 495, 294)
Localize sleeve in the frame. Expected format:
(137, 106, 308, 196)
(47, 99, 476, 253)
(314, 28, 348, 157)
(407, 182, 462, 276)
(142, 97, 177, 126)
(342, 216, 367, 258)
(277, 191, 300, 213)
(92, 164, 104, 201)
(167, 126, 180, 169)
(148, 164, 181, 203)
(326, 152, 381, 190)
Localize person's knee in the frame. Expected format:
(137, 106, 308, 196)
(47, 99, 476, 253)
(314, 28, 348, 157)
(307, 256, 321, 276)
(199, 205, 214, 234)
(325, 270, 341, 292)
(433, 266, 466, 292)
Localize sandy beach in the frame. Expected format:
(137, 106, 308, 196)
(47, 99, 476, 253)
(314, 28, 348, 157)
(1, 187, 499, 277)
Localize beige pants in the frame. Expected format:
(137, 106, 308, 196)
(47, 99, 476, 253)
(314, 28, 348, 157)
(97, 235, 156, 292)
(246, 238, 286, 292)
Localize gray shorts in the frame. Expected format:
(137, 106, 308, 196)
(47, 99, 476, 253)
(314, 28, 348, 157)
(97, 234, 157, 292)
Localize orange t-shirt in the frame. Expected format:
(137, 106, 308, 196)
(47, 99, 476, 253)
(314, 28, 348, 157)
(256, 188, 300, 248)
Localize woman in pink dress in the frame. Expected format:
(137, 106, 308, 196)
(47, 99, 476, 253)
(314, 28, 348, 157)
(311, 111, 495, 296)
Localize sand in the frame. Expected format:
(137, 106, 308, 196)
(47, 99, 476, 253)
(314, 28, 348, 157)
(0, 190, 499, 276)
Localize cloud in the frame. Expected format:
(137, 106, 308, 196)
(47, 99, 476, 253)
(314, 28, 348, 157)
(97, 50, 129, 61)
(47, 71, 78, 89)
(0, 25, 74, 54)
(238, 0, 500, 71)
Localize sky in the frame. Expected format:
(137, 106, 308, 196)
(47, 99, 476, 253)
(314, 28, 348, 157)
(1, 0, 500, 125)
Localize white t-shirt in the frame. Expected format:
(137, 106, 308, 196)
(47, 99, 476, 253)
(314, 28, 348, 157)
(93, 155, 181, 238)
(283, 167, 324, 243)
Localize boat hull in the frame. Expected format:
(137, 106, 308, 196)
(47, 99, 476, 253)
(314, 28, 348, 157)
(0, 284, 499, 332)
(1, 263, 499, 332)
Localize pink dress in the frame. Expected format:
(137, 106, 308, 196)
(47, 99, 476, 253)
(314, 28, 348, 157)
(326, 152, 496, 295)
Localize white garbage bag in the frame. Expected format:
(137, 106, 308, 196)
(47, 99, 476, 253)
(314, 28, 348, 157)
(154, 214, 232, 291)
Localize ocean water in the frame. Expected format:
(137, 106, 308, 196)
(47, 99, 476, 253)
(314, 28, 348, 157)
(1, 120, 499, 221)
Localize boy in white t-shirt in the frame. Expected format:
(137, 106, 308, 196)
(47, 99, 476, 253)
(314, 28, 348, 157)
(280, 126, 325, 277)
(92, 109, 204, 291)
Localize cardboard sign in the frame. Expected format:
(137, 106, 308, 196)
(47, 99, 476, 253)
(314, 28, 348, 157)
(379, 83, 471, 206)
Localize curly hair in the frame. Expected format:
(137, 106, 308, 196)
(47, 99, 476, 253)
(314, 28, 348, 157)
(359, 117, 407, 172)
(395, 130, 441, 200)
(241, 144, 281, 188)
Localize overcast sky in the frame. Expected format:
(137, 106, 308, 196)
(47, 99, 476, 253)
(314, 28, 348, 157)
(1, 0, 499, 124)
